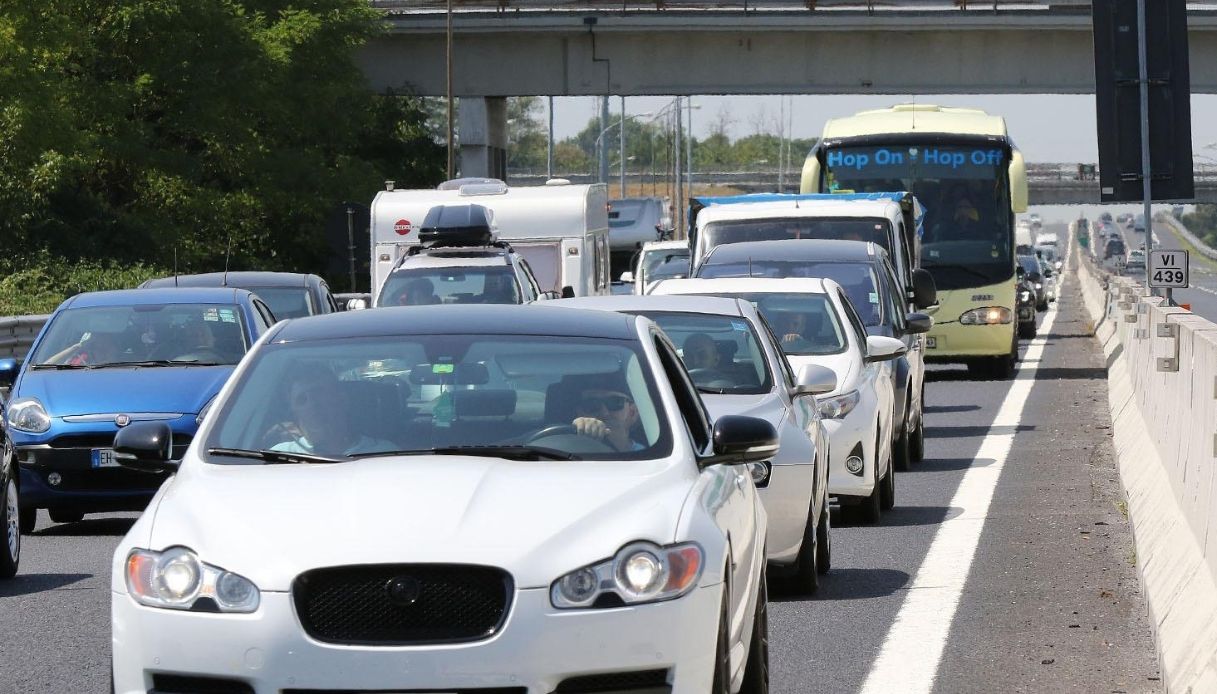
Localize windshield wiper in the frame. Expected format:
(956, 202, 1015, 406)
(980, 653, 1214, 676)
(207, 447, 347, 465)
(30, 363, 97, 370)
(696, 385, 730, 394)
(123, 360, 227, 367)
(429, 445, 576, 461)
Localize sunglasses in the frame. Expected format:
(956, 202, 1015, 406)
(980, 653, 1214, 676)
(579, 394, 632, 412)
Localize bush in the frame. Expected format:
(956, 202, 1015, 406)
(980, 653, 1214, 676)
(0, 252, 167, 316)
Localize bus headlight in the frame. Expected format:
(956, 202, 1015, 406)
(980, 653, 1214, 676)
(959, 307, 1012, 325)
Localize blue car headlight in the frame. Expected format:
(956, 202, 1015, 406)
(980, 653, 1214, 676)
(8, 398, 51, 433)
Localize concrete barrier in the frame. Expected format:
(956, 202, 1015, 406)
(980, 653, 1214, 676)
(1077, 243, 1217, 691)
(0, 314, 49, 360)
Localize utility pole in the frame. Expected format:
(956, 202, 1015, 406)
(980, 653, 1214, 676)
(599, 96, 610, 184)
(547, 96, 554, 179)
(619, 96, 627, 197)
(445, 0, 454, 179)
(674, 98, 683, 237)
(1135, 0, 1155, 294)
(686, 97, 694, 208)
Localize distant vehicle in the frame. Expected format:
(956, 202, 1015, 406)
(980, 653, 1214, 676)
(607, 197, 667, 274)
(1015, 220, 1034, 253)
(1035, 232, 1059, 247)
(1134, 214, 1146, 233)
(1028, 213, 1042, 232)
(109, 304, 773, 693)
(1015, 271, 1037, 339)
(1017, 255, 1049, 312)
(374, 204, 550, 307)
(653, 277, 908, 524)
(370, 178, 611, 300)
(0, 288, 274, 532)
(141, 272, 336, 320)
(1125, 248, 1147, 271)
(1105, 236, 1126, 260)
(1099, 212, 1114, 224)
(631, 240, 690, 295)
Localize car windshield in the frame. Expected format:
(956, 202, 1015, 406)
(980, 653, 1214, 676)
(247, 287, 312, 319)
(701, 217, 891, 259)
(697, 260, 884, 327)
(29, 304, 248, 367)
(683, 293, 846, 356)
(635, 312, 772, 395)
(641, 249, 690, 283)
(204, 334, 671, 462)
(379, 267, 521, 306)
(1017, 256, 1041, 275)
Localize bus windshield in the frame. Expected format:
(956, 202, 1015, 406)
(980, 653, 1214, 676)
(821, 143, 1013, 290)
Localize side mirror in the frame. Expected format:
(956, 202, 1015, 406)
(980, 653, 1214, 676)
(345, 297, 368, 311)
(791, 363, 837, 397)
(904, 312, 934, 335)
(113, 421, 179, 474)
(705, 415, 779, 466)
(911, 268, 937, 309)
(865, 335, 907, 363)
(0, 358, 20, 388)
(561, 286, 576, 299)
(619, 271, 634, 283)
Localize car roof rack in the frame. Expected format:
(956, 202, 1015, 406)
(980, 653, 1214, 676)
(416, 203, 499, 248)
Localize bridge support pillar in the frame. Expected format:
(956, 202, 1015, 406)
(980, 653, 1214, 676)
(458, 97, 507, 181)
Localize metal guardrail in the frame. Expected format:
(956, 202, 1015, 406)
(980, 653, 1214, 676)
(371, 0, 1092, 13)
(0, 315, 49, 361)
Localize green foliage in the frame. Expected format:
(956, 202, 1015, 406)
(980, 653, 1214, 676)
(0, 0, 444, 293)
(1183, 204, 1217, 247)
(0, 251, 167, 316)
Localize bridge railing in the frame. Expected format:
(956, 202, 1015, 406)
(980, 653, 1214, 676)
(372, 0, 1091, 13)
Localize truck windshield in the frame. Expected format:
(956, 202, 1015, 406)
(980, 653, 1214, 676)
(700, 217, 891, 260)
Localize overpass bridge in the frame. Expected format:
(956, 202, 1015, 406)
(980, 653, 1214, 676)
(508, 163, 1217, 203)
(361, 1, 1217, 96)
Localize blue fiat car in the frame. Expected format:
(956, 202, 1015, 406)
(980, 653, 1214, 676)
(0, 288, 276, 532)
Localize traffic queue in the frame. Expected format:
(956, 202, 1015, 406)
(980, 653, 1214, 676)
(1, 174, 970, 694)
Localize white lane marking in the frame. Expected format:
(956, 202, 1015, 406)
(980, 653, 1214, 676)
(858, 237, 1070, 694)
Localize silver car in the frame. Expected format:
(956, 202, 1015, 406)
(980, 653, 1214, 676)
(553, 295, 836, 594)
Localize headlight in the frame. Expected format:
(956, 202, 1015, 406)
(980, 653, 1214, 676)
(818, 390, 860, 419)
(125, 547, 260, 613)
(746, 461, 771, 487)
(8, 398, 51, 433)
(959, 307, 1012, 325)
(195, 395, 216, 426)
(551, 541, 704, 609)
(1035, 283, 1043, 289)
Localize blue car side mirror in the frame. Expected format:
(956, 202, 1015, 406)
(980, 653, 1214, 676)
(0, 358, 19, 389)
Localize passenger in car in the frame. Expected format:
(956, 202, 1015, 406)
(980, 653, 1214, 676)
(571, 383, 645, 453)
(266, 371, 396, 457)
(682, 333, 721, 371)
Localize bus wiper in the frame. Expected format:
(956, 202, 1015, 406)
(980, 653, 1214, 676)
(429, 445, 576, 461)
(207, 447, 348, 464)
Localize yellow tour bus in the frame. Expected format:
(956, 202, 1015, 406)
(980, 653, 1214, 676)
(801, 104, 1029, 379)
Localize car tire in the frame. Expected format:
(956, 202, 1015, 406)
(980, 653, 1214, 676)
(18, 506, 36, 535)
(1018, 321, 1037, 340)
(893, 394, 912, 472)
(880, 456, 896, 511)
(711, 581, 732, 694)
(48, 509, 83, 524)
(1036, 300, 1048, 312)
(739, 564, 770, 694)
(910, 388, 926, 463)
(0, 472, 20, 579)
(815, 502, 831, 574)
(781, 503, 821, 595)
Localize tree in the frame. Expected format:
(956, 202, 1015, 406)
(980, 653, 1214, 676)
(506, 96, 548, 173)
(0, 0, 445, 283)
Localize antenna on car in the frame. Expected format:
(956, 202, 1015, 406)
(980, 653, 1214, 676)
(748, 256, 754, 278)
(173, 247, 179, 287)
(222, 232, 232, 286)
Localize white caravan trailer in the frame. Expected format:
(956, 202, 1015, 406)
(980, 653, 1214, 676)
(370, 179, 611, 304)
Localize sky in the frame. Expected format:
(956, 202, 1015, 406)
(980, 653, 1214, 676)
(543, 93, 1217, 223)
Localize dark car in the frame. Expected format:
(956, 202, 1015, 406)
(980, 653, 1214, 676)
(0, 288, 275, 531)
(1015, 267, 1037, 339)
(1017, 255, 1050, 312)
(141, 272, 338, 320)
(1104, 236, 1126, 261)
(696, 238, 936, 470)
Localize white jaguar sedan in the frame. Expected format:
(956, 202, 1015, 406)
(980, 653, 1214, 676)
(652, 278, 907, 524)
(109, 305, 773, 694)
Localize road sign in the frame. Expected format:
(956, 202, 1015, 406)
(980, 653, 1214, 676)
(1148, 249, 1188, 288)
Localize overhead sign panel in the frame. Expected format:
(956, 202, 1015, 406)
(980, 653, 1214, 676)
(1092, 0, 1194, 202)
(1148, 249, 1188, 288)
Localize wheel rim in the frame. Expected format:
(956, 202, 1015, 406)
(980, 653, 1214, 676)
(5, 479, 18, 562)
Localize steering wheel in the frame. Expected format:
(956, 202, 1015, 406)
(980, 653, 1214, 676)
(686, 368, 734, 387)
(525, 424, 615, 454)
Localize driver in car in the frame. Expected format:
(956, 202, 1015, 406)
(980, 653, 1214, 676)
(571, 386, 645, 453)
(682, 333, 721, 371)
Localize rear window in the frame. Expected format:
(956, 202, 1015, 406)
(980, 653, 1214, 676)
(701, 217, 891, 258)
(683, 292, 846, 356)
(636, 312, 772, 395)
(697, 260, 884, 327)
(380, 267, 521, 306)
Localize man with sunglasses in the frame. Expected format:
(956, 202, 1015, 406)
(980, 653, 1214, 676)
(571, 387, 645, 452)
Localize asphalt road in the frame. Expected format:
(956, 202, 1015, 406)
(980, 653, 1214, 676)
(0, 256, 1161, 693)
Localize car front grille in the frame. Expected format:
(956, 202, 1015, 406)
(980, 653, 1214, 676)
(293, 564, 513, 646)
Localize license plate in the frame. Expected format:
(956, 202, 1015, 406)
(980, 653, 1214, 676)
(91, 448, 118, 468)
(926, 337, 937, 349)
